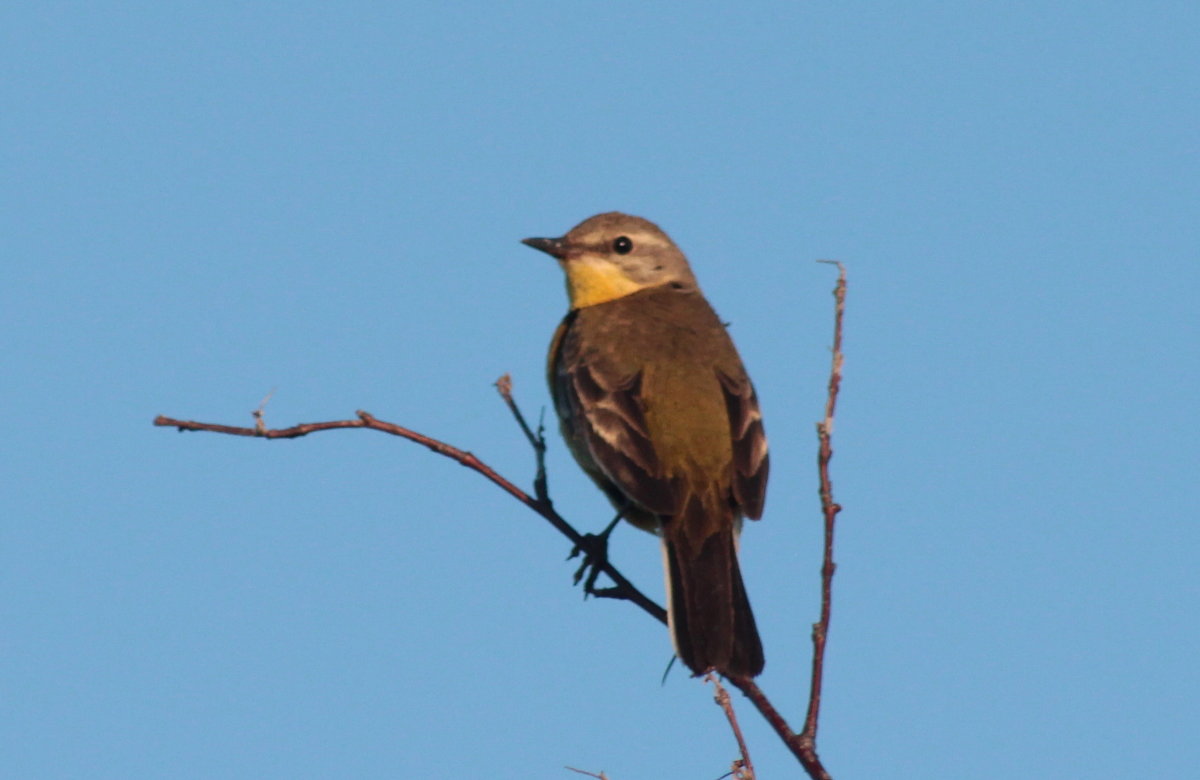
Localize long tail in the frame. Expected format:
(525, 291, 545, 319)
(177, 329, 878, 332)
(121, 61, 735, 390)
(664, 521, 764, 677)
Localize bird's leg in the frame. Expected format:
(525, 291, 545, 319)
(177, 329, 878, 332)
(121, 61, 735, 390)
(569, 511, 624, 597)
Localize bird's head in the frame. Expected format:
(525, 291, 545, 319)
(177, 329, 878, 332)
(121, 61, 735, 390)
(523, 212, 699, 309)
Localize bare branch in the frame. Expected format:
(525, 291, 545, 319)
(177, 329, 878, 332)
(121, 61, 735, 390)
(153, 264, 849, 779)
(708, 672, 755, 779)
(152, 409, 666, 624)
(495, 373, 550, 503)
(564, 767, 610, 780)
(718, 265, 846, 780)
(804, 262, 845, 747)
(721, 675, 825, 778)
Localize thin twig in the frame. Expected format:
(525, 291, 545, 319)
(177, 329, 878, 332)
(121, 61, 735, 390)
(707, 673, 755, 779)
(252, 389, 274, 433)
(804, 262, 845, 742)
(726, 675, 830, 779)
(152, 410, 666, 624)
(495, 373, 549, 503)
(564, 767, 610, 780)
(722, 264, 846, 780)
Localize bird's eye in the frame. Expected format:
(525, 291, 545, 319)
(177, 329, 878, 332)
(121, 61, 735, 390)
(612, 236, 633, 254)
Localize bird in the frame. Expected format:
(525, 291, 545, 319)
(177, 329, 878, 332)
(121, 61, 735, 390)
(522, 212, 769, 678)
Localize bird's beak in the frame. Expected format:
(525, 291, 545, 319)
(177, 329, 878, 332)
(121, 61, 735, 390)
(521, 236, 567, 259)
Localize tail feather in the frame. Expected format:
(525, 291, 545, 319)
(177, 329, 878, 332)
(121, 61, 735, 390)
(664, 525, 764, 677)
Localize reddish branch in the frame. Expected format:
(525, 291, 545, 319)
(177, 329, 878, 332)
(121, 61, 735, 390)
(724, 264, 845, 780)
(152, 409, 665, 625)
(707, 672, 755, 779)
(804, 263, 846, 748)
(152, 265, 846, 780)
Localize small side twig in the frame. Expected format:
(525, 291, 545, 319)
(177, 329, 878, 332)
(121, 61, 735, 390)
(252, 388, 276, 434)
(495, 373, 549, 503)
(707, 672, 755, 779)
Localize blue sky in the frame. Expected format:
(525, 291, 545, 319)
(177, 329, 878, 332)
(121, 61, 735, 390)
(3, 2, 1197, 778)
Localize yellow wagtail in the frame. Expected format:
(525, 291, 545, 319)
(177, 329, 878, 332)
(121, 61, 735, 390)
(523, 212, 768, 678)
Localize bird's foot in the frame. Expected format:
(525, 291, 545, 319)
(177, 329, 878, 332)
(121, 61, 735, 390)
(568, 513, 623, 597)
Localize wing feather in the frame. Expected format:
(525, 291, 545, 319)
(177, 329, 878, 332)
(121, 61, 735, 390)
(566, 362, 681, 515)
(717, 369, 769, 519)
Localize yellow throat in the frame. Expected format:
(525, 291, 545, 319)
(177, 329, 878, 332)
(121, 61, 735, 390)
(561, 257, 645, 309)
